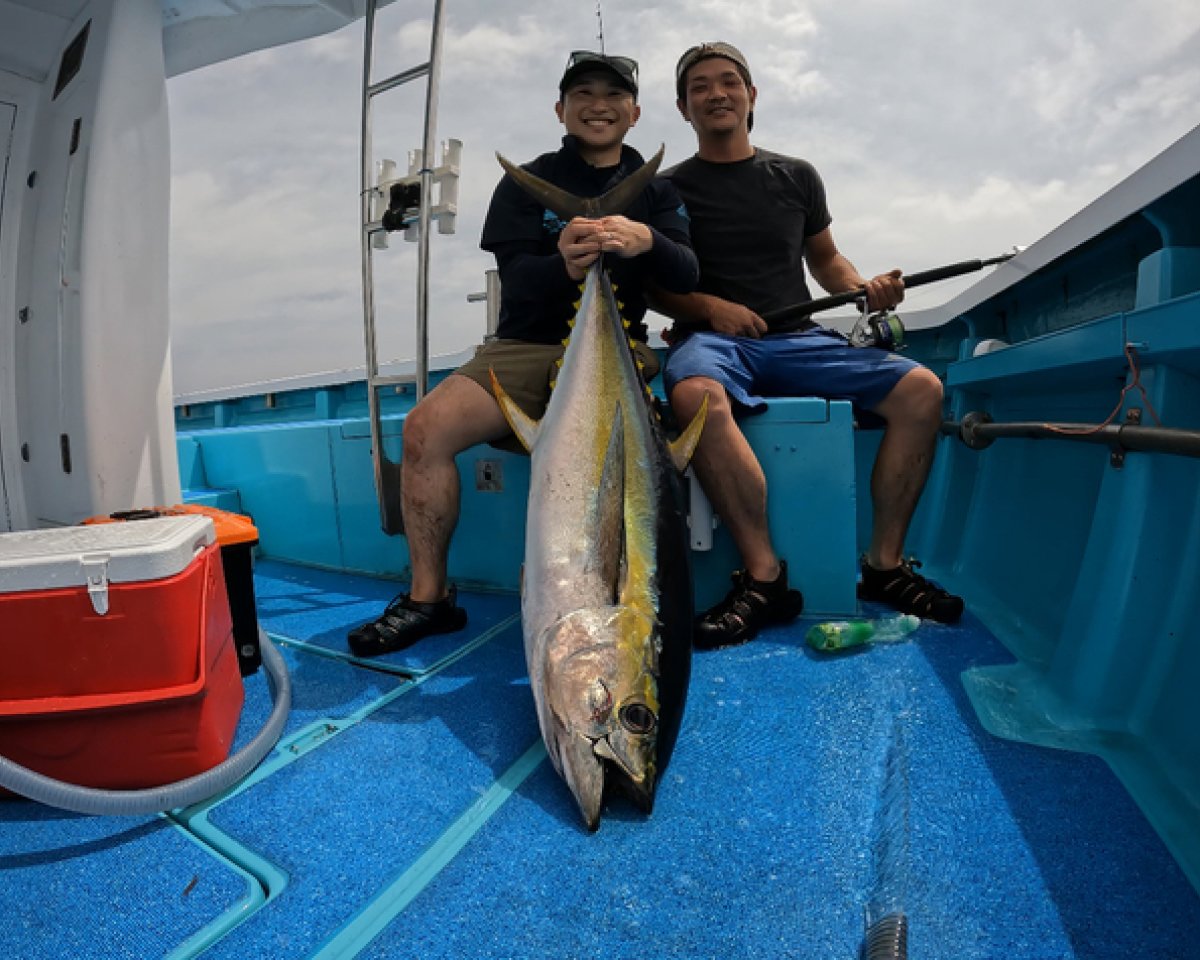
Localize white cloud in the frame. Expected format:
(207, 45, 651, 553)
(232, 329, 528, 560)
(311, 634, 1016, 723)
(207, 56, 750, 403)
(1096, 67, 1200, 135)
(1016, 29, 1101, 125)
(166, 0, 1200, 394)
(440, 16, 563, 70)
(895, 175, 1069, 226)
(304, 28, 360, 65)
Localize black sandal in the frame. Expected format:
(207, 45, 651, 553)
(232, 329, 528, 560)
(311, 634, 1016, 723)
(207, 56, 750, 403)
(858, 558, 963, 624)
(694, 561, 805, 650)
(347, 586, 468, 657)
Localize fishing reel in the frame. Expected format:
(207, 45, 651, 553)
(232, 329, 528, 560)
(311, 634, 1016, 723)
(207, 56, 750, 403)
(847, 300, 905, 351)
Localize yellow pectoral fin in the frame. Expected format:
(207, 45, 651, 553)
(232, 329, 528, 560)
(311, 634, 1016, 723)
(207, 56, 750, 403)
(489, 367, 540, 453)
(668, 391, 709, 472)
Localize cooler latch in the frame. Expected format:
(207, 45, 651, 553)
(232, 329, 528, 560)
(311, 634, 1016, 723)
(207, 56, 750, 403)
(81, 554, 111, 615)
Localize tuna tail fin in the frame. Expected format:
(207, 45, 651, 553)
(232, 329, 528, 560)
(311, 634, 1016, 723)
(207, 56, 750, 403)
(489, 367, 540, 452)
(668, 392, 709, 472)
(495, 145, 665, 221)
(590, 145, 665, 217)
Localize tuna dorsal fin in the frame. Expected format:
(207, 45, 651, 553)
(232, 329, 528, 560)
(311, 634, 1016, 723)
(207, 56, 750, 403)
(489, 367, 540, 452)
(495, 145, 665, 221)
(668, 392, 709, 472)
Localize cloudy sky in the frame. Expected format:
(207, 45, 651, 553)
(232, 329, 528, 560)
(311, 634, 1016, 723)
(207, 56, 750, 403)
(165, 0, 1200, 397)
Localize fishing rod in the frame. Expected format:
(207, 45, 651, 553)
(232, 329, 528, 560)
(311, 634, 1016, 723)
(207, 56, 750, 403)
(760, 249, 1022, 327)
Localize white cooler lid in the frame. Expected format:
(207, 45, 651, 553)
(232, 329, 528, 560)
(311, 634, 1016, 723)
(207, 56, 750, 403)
(0, 516, 217, 614)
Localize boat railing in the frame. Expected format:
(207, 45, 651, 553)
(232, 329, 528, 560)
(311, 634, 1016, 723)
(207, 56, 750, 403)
(357, 0, 452, 535)
(944, 412, 1200, 462)
(466, 269, 501, 340)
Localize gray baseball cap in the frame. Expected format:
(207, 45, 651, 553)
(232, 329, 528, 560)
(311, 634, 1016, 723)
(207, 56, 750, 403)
(674, 42, 752, 99)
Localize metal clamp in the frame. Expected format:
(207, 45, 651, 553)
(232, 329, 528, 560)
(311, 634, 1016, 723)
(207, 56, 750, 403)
(81, 554, 111, 615)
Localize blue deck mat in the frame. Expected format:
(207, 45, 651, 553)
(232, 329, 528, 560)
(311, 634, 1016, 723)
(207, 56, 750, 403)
(198, 618, 536, 958)
(253, 559, 520, 673)
(0, 607, 408, 960)
(4, 562, 1198, 960)
(344, 609, 1200, 960)
(0, 801, 247, 959)
(237, 631, 409, 742)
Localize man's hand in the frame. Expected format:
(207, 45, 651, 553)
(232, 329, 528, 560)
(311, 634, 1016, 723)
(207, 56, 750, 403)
(558, 218, 603, 281)
(558, 216, 654, 281)
(704, 296, 769, 338)
(863, 269, 905, 312)
(658, 292, 767, 340)
(596, 216, 652, 259)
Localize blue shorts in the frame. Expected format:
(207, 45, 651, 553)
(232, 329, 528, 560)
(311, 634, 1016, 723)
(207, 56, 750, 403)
(663, 328, 920, 415)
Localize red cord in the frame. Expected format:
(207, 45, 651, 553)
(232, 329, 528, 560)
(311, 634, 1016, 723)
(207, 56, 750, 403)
(1043, 343, 1163, 436)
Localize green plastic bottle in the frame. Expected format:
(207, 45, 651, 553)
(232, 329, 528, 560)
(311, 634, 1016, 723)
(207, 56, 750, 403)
(805, 614, 920, 652)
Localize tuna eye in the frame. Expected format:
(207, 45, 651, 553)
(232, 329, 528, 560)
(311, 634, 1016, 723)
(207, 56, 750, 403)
(619, 702, 657, 734)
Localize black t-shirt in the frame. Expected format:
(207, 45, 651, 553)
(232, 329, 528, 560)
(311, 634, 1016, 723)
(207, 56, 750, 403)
(665, 148, 832, 333)
(481, 136, 697, 344)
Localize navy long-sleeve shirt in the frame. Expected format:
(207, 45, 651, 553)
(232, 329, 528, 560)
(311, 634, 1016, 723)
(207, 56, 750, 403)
(481, 136, 697, 344)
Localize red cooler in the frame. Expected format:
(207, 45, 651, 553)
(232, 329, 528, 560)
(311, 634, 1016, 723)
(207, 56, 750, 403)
(0, 515, 244, 791)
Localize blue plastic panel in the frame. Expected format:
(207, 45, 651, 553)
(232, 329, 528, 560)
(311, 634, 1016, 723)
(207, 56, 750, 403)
(177, 436, 205, 489)
(691, 398, 859, 616)
(947, 313, 1129, 392)
(191, 425, 343, 567)
(1126, 290, 1200, 375)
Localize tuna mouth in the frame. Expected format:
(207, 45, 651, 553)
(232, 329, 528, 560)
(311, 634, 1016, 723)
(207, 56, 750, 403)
(592, 733, 638, 779)
(592, 734, 656, 813)
(603, 759, 655, 814)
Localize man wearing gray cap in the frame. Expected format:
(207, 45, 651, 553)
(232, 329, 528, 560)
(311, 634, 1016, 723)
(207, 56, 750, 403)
(346, 50, 698, 656)
(656, 42, 963, 650)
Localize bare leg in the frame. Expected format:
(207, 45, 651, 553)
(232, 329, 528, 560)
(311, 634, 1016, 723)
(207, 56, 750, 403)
(671, 376, 780, 582)
(865, 367, 944, 569)
(401, 374, 511, 602)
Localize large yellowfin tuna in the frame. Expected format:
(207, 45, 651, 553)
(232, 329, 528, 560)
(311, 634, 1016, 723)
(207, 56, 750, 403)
(490, 148, 706, 830)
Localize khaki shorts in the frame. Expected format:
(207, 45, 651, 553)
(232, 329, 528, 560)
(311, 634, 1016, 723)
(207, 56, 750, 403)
(455, 338, 661, 422)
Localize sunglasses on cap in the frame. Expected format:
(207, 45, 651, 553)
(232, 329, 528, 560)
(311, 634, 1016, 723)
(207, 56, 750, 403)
(561, 50, 639, 93)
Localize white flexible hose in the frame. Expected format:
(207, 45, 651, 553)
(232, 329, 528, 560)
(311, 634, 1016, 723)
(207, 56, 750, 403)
(0, 629, 290, 816)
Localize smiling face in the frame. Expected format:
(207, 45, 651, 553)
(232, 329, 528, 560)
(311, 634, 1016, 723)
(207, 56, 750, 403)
(678, 55, 756, 145)
(556, 71, 640, 165)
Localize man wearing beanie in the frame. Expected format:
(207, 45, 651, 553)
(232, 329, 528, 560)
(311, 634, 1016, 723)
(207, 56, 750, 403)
(656, 42, 963, 650)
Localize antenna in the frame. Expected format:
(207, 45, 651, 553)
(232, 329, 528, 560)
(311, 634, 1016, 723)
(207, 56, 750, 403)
(595, 1, 606, 54)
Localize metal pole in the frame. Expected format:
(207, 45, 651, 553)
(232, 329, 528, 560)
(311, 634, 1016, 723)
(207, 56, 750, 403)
(415, 0, 447, 400)
(358, 0, 406, 535)
(359, 0, 380, 387)
(943, 413, 1200, 459)
(484, 269, 500, 337)
(466, 268, 501, 337)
